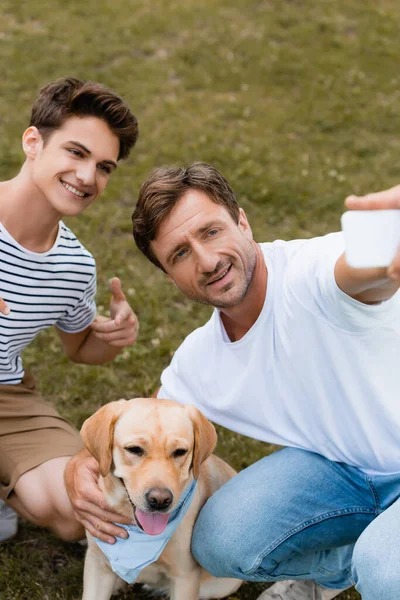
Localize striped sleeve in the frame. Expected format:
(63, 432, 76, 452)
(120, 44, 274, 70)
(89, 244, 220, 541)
(56, 269, 97, 333)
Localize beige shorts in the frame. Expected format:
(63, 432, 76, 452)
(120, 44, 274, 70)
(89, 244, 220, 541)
(0, 373, 83, 500)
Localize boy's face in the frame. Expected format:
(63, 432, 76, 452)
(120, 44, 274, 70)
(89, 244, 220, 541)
(25, 116, 120, 217)
(150, 189, 256, 309)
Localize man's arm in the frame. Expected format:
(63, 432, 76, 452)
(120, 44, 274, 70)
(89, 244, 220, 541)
(334, 185, 400, 304)
(65, 387, 160, 543)
(334, 257, 399, 304)
(64, 449, 131, 543)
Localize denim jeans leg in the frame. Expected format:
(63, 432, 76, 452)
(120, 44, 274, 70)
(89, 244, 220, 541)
(352, 496, 400, 599)
(192, 447, 377, 589)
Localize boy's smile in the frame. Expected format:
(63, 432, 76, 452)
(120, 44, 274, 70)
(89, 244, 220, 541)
(28, 116, 120, 218)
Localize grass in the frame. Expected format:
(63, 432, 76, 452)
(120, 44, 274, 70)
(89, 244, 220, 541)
(1, 0, 400, 597)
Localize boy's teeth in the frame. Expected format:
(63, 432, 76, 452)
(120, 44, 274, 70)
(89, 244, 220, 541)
(62, 182, 85, 197)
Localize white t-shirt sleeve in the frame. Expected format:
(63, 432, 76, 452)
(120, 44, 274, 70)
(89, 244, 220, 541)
(286, 232, 399, 332)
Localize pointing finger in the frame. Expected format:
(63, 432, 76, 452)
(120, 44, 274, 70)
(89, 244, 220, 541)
(110, 277, 126, 302)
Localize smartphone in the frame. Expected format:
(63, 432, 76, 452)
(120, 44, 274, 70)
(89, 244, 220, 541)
(341, 210, 400, 268)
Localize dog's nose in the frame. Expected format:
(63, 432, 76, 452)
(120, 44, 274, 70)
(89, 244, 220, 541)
(145, 487, 173, 511)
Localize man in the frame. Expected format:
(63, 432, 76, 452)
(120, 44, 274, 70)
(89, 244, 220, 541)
(0, 77, 139, 544)
(68, 163, 399, 600)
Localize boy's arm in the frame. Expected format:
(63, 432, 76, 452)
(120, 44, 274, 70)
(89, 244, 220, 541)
(56, 325, 124, 364)
(334, 185, 400, 304)
(56, 277, 139, 364)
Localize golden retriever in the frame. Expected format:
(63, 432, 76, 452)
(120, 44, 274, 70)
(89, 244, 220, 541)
(80, 397, 242, 600)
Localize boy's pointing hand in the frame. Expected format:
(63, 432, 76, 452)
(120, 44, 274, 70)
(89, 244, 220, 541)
(91, 277, 139, 347)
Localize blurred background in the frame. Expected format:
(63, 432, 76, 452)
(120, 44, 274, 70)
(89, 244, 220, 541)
(1, 0, 399, 597)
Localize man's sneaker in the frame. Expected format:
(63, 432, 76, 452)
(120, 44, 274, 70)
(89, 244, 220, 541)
(256, 579, 346, 600)
(0, 498, 18, 542)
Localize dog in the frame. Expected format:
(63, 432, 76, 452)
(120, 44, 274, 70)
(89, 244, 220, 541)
(80, 397, 242, 600)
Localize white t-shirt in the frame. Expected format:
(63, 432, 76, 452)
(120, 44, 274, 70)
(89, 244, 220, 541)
(159, 232, 400, 475)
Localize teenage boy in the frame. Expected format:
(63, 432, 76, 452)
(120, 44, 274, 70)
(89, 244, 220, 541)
(0, 77, 139, 544)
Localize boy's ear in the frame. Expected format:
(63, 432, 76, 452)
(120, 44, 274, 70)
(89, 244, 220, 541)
(22, 126, 42, 159)
(167, 274, 176, 285)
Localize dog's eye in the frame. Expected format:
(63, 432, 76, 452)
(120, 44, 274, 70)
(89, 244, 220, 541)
(126, 446, 144, 456)
(173, 448, 188, 458)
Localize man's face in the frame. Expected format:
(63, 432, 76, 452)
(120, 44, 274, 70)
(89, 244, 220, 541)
(27, 116, 120, 217)
(151, 190, 257, 308)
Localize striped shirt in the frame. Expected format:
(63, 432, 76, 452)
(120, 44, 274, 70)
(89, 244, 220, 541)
(0, 221, 96, 384)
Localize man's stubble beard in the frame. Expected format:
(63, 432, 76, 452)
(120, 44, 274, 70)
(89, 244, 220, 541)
(182, 243, 257, 309)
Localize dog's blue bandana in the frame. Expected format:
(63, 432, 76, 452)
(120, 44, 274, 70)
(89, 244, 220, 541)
(94, 479, 197, 583)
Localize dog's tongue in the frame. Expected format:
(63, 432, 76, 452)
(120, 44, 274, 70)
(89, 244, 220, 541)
(135, 509, 170, 535)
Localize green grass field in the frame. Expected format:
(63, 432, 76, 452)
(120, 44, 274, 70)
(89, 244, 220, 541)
(1, 0, 400, 597)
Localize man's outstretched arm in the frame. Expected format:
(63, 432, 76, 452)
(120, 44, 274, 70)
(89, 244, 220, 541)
(335, 185, 400, 304)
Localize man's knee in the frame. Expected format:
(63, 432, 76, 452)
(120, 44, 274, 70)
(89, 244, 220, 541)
(192, 499, 221, 573)
(192, 449, 336, 579)
(352, 519, 400, 598)
(191, 491, 262, 578)
(192, 451, 303, 578)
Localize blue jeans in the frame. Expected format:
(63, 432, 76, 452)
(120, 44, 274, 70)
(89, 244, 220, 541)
(191, 447, 400, 599)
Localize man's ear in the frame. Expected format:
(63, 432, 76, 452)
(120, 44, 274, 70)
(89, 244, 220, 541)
(22, 126, 42, 160)
(238, 207, 253, 240)
(80, 399, 127, 477)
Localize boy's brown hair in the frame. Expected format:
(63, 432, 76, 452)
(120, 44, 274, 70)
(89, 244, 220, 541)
(132, 162, 240, 271)
(29, 77, 138, 160)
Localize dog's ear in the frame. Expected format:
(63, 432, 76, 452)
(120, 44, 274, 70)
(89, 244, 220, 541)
(184, 404, 217, 479)
(80, 399, 127, 477)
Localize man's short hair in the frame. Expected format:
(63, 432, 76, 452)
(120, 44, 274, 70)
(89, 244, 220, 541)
(132, 162, 240, 271)
(29, 77, 138, 160)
